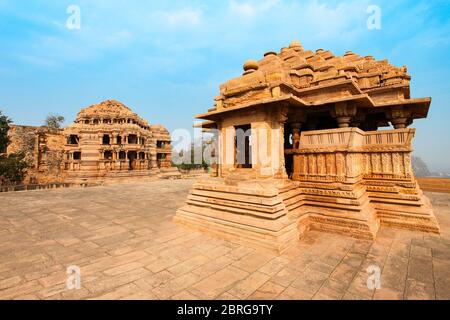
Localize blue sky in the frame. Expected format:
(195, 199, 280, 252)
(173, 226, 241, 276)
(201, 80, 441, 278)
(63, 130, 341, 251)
(0, 0, 449, 171)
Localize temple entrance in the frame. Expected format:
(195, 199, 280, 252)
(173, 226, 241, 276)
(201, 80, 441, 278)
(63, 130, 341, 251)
(127, 151, 137, 170)
(234, 124, 252, 168)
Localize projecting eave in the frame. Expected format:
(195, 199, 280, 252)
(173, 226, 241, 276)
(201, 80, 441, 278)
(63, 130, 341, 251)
(196, 94, 378, 122)
(374, 97, 431, 119)
(195, 94, 309, 121)
(193, 120, 216, 129)
(374, 97, 431, 107)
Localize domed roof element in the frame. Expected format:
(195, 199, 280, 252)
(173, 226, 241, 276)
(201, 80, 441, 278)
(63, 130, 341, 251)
(76, 100, 136, 120)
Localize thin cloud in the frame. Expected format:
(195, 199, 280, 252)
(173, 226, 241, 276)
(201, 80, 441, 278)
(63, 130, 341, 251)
(167, 9, 202, 26)
(151, 8, 202, 28)
(229, 0, 280, 17)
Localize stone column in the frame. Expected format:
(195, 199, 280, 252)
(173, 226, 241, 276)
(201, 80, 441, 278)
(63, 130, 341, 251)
(290, 123, 302, 149)
(332, 102, 357, 128)
(276, 104, 289, 179)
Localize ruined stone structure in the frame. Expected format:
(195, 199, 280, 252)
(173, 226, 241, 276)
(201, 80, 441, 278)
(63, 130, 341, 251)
(7, 100, 178, 185)
(7, 125, 66, 184)
(175, 41, 440, 252)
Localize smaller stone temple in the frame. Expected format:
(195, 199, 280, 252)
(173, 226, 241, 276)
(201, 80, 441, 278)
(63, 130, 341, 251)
(7, 100, 178, 185)
(175, 40, 440, 253)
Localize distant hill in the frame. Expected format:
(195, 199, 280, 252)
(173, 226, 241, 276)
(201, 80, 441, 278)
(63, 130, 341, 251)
(412, 156, 432, 177)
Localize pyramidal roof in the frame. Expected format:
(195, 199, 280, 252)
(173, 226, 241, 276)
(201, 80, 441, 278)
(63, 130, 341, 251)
(195, 40, 431, 122)
(221, 40, 411, 97)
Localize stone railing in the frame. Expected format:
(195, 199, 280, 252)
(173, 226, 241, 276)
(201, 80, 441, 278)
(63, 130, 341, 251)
(290, 128, 415, 182)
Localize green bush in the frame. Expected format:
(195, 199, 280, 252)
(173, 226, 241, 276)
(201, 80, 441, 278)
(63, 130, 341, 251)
(172, 142, 209, 171)
(0, 152, 29, 185)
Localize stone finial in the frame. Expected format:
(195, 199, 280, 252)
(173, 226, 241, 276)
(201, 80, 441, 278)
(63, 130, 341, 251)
(243, 60, 259, 74)
(289, 40, 302, 49)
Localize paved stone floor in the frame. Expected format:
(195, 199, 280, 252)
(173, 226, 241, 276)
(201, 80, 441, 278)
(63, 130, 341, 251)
(0, 178, 449, 300)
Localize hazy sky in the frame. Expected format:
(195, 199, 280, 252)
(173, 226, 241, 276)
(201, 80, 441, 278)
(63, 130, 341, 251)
(0, 0, 449, 171)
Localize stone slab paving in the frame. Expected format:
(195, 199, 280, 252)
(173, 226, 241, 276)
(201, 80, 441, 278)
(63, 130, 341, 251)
(0, 179, 449, 300)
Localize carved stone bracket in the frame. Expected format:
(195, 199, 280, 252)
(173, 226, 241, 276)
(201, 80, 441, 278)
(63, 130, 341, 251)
(331, 102, 357, 128)
(388, 106, 412, 129)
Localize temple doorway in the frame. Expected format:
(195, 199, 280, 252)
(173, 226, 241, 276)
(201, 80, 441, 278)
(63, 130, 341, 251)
(127, 151, 137, 170)
(234, 124, 252, 168)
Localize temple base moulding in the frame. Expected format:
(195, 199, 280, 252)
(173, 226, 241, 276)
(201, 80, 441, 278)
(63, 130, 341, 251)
(174, 177, 439, 253)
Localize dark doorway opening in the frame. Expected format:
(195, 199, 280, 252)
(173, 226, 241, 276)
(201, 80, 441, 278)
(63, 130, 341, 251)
(234, 124, 252, 169)
(128, 135, 137, 144)
(127, 151, 137, 170)
(68, 135, 79, 145)
(102, 135, 110, 145)
(283, 123, 294, 178)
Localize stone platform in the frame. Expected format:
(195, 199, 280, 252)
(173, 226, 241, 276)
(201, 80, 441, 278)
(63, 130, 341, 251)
(175, 128, 439, 253)
(0, 178, 449, 300)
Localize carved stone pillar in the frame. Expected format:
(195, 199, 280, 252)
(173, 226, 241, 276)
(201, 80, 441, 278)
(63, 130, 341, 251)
(276, 104, 289, 179)
(331, 102, 357, 128)
(290, 122, 302, 149)
(288, 110, 306, 149)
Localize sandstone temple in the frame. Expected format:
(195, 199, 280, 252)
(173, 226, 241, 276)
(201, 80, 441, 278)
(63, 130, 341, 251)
(175, 40, 440, 252)
(7, 100, 177, 185)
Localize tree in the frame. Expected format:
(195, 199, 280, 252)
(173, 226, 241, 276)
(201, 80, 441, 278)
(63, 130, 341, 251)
(0, 110, 11, 153)
(45, 114, 65, 129)
(0, 110, 30, 185)
(172, 140, 209, 171)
